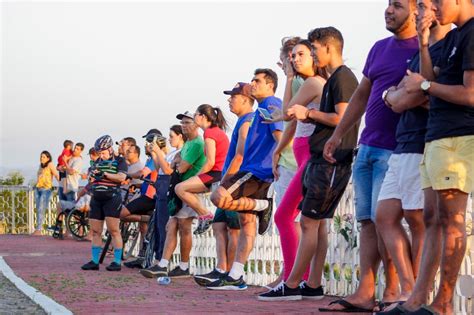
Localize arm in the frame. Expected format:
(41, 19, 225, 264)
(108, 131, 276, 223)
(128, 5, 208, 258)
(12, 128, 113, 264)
(285, 77, 324, 119)
(221, 122, 250, 182)
(385, 76, 429, 113)
(66, 159, 81, 175)
(48, 162, 60, 181)
(417, 12, 437, 80)
(150, 143, 174, 175)
(272, 120, 296, 180)
(198, 138, 216, 174)
(177, 160, 192, 174)
(282, 57, 296, 121)
(103, 172, 127, 183)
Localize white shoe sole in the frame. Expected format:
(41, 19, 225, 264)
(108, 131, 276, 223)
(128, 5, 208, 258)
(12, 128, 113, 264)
(302, 295, 325, 300)
(206, 285, 248, 291)
(258, 295, 302, 301)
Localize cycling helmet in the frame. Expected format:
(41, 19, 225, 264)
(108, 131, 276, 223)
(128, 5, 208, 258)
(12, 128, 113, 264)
(94, 135, 113, 152)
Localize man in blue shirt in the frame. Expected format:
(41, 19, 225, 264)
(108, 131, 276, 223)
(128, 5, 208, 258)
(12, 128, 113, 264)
(208, 69, 283, 290)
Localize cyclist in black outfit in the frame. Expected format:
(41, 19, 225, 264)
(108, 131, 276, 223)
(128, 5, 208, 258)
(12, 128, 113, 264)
(81, 135, 128, 271)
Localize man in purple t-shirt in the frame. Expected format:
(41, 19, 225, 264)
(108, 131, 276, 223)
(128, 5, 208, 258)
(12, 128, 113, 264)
(322, 0, 418, 312)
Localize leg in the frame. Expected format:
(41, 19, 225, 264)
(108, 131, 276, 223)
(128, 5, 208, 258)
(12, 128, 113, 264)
(403, 188, 441, 311)
(403, 209, 425, 279)
(307, 219, 328, 289)
(226, 227, 240, 271)
(34, 189, 45, 233)
(286, 216, 321, 288)
(430, 189, 468, 315)
(161, 217, 179, 261)
(376, 199, 414, 300)
(213, 222, 229, 271)
(177, 217, 194, 263)
(89, 219, 104, 248)
(105, 217, 123, 251)
(175, 176, 209, 216)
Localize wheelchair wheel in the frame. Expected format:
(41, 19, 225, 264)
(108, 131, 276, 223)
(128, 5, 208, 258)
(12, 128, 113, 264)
(122, 222, 140, 260)
(66, 209, 90, 241)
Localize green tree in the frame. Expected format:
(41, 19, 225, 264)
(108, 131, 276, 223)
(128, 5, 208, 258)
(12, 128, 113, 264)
(0, 171, 25, 186)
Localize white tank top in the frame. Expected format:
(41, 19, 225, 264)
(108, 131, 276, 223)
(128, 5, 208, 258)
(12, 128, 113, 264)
(295, 102, 319, 138)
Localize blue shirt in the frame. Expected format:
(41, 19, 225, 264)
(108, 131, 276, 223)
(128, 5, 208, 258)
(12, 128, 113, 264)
(140, 157, 157, 197)
(223, 112, 254, 174)
(240, 96, 283, 181)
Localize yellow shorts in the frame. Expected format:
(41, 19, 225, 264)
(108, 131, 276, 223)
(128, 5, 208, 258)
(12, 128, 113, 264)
(420, 135, 474, 194)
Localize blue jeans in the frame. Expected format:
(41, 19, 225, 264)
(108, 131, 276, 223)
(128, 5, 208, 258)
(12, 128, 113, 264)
(353, 144, 392, 222)
(58, 187, 76, 202)
(154, 175, 171, 260)
(34, 188, 52, 230)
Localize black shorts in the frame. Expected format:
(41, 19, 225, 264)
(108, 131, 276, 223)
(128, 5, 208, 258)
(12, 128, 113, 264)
(198, 171, 222, 188)
(90, 190, 123, 220)
(126, 195, 156, 215)
(220, 171, 271, 214)
(300, 162, 352, 220)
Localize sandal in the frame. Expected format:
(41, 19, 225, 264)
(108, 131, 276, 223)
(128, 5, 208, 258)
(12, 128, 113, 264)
(319, 299, 374, 313)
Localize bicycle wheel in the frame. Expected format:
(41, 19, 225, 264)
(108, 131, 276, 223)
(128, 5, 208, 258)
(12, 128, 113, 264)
(122, 222, 140, 260)
(66, 210, 89, 241)
(143, 214, 156, 268)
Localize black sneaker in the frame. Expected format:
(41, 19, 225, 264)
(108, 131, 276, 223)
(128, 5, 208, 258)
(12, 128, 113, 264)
(206, 275, 248, 291)
(81, 260, 99, 271)
(193, 216, 213, 235)
(257, 198, 273, 235)
(106, 262, 121, 271)
(168, 266, 190, 278)
(140, 265, 168, 278)
(194, 269, 226, 286)
(258, 282, 302, 301)
(300, 282, 324, 300)
(124, 258, 144, 269)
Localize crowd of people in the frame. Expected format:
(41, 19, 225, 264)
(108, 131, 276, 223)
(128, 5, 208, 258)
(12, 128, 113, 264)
(32, 0, 473, 314)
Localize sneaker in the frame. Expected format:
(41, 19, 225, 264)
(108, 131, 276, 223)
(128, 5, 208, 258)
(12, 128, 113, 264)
(300, 282, 324, 300)
(194, 269, 226, 286)
(194, 216, 213, 235)
(81, 260, 99, 271)
(124, 258, 144, 269)
(106, 262, 121, 271)
(206, 275, 248, 291)
(257, 282, 302, 301)
(140, 265, 168, 278)
(257, 198, 273, 235)
(168, 266, 190, 278)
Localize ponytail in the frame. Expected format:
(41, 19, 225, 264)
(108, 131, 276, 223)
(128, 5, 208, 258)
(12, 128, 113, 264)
(196, 104, 228, 131)
(213, 107, 228, 131)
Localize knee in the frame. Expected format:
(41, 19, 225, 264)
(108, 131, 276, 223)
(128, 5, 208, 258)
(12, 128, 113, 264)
(404, 211, 425, 233)
(166, 219, 178, 233)
(300, 216, 316, 233)
(178, 221, 192, 236)
(212, 223, 226, 236)
(175, 183, 185, 197)
(211, 188, 230, 207)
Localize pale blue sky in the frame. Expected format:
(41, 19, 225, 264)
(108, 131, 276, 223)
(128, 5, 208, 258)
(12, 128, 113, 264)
(1, 0, 390, 181)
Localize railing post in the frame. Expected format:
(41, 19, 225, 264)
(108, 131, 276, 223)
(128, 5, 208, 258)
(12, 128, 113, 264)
(11, 190, 16, 234)
(28, 187, 34, 234)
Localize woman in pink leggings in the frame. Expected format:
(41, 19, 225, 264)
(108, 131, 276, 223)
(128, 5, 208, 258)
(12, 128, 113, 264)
(273, 39, 326, 283)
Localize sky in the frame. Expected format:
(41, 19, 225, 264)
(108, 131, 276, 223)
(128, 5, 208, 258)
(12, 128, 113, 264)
(1, 0, 391, 182)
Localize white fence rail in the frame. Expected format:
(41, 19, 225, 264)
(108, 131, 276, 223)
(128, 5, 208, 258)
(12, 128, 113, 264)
(0, 185, 473, 314)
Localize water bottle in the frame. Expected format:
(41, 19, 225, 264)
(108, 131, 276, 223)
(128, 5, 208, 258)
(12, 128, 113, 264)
(157, 277, 171, 285)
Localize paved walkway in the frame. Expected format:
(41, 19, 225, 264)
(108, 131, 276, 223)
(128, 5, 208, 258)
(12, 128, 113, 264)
(0, 235, 371, 314)
(0, 272, 46, 314)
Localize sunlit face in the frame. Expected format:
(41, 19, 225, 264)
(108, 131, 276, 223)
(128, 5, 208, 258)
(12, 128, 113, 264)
(168, 130, 183, 148)
(40, 153, 49, 164)
(119, 140, 132, 156)
(193, 111, 206, 128)
(99, 149, 111, 160)
(228, 94, 248, 115)
(431, 0, 456, 25)
(125, 147, 138, 162)
(416, 0, 438, 28)
(250, 73, 274, 98)
(180, 117, 197, 136)
(73, 145, 83, 157)
(311, 41, 330, 68)
(291, 44, 314, 77)
(385, 0, 415, 34)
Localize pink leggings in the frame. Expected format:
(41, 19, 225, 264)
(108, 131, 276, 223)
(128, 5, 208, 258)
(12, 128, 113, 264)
(274, 136, 311, 281)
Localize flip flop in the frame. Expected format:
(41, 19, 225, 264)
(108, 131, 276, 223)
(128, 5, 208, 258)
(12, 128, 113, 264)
(319, 299, 374, 313)
(405, 305, 440, 315)
(376, 301, 406, 313)
(375, 303, 410, 315)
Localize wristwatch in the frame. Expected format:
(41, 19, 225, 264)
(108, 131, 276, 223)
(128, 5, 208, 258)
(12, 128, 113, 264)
(420, 80, 431, 95)
(382, 89, 392, 107)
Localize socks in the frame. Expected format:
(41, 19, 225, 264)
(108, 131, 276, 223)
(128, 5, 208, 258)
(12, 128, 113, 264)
(179, 262, 189, 271)
(228, 262, 245, 280)
(91, 246, 102, 264)
(113, 248, 123, 264)
(252, 199, 269, 211)
(158, 259, 169, 268)
(216, 267, 226, 274)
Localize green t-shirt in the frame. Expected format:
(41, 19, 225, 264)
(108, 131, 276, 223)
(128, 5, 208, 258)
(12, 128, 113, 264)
(180, 136, 205, 180)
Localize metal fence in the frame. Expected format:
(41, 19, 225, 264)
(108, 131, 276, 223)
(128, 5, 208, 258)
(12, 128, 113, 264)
(1, 185, 473, 314)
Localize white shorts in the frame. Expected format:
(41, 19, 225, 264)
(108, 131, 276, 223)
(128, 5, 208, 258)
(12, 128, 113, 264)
(378, 153, 424, 210)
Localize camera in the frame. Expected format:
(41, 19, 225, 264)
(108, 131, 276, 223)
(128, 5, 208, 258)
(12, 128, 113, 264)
(145, 134, 167, 149)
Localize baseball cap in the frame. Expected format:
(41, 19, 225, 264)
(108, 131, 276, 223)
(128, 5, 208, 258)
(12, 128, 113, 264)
(176, 111, 194, 120)
(142, 128, 162, 138)
(223, 82, 253, 98)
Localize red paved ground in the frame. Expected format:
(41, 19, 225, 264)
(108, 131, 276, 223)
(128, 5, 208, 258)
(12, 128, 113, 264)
(0, 235, 371, 314)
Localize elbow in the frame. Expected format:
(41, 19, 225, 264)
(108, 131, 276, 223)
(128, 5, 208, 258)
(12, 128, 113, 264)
(468, 93, 474, 107)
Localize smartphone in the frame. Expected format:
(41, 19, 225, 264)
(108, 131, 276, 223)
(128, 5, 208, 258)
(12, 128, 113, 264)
(258, 107, 273, 121)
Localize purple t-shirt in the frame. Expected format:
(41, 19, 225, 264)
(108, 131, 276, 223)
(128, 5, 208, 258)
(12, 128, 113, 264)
(359, 36, 418, 150)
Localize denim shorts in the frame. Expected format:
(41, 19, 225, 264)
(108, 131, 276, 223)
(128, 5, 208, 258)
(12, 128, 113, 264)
(353, 144, 392, 222)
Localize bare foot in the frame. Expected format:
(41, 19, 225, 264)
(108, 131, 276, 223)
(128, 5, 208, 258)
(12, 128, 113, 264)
(31, 230, 42, 236)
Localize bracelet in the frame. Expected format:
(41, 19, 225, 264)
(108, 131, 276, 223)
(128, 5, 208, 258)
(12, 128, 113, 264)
(305, 109, 312, 119)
